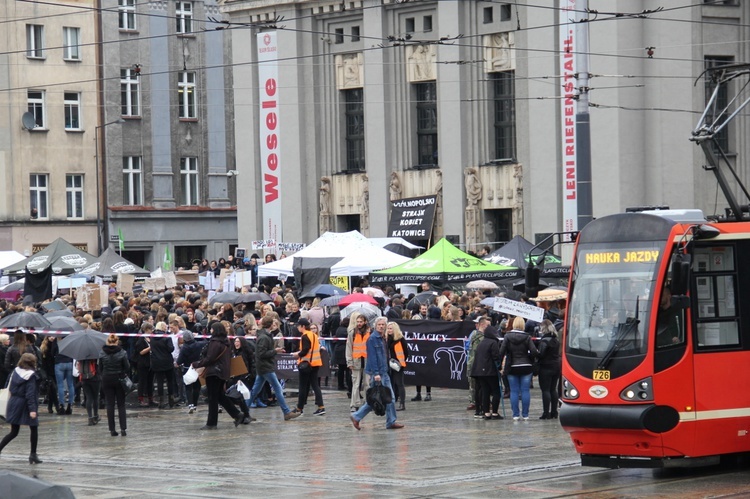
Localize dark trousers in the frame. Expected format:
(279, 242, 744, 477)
(473, 376, 483, 413)
(205, 376, 240, 427)
(538, 368, 561, 415)
(137, 366, 153, 398)
(390, 368, 406, 403)
(154, 369, 174, 397)
(103, 377, 127, 432)
(0, 424, 38, 454)
(186, 380, 201, 407)
(81, 379, 101, 419)
(477, 375, 500, 414)
(297, 366, 323, 411)
(46, 378, 59, 411)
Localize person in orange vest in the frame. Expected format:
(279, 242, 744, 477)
(291, 319, 325, 416)
(346, 313, 370, 412)
(387, 322, 408, 411)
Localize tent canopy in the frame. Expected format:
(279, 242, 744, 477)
(2, 238, 97, 276)
(484, 235, 568, 277)
(0, 251, 25, 272)
(370, 238, 519, 284)
(258, 231, 410, 277)
(78, 248, 149, 279)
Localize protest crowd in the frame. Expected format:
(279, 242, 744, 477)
(0, 253, 564, 462)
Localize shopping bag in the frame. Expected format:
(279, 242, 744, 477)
(183, 365, 199, 385)
(230, 356, 248, 378)
(237, 381, 250, 399)
(0, 387, 10, 420)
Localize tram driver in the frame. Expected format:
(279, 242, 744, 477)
(656, 286, 684, 347)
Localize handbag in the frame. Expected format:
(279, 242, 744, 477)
(0, 377, 12, 420)
(120, 375, 135, 394)
(298, 360, 311, 373)
(388, 358, 401, 372)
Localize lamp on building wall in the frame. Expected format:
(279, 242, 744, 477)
(94, 119, 125, 255)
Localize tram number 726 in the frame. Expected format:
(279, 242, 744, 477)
(592, 370, 610, 381)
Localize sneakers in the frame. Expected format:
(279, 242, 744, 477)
(424, 394, 432, 401)
(466, 403, 476, 411)
(350, 415, 361, 430)
(188, 405, 196, 414)
(411, 394, 422, 402)
(513, 416, 520, 421)
(387, 423, 404, 429)
(284, 411, 301, 421)
(313, 407, 326, 416)
(523, 417, 529, 421)
(473, 413, 484, 419)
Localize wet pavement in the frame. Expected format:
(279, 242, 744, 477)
(2, 384, 750, 498)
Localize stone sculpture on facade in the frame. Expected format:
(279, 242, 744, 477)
(319, 176, 332, 233)
(389, 171, 402, 201)
(464, 167, 483, 249)
(360, 174, 369, 235)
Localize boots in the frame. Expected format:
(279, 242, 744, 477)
(29, 453, 43, 464)
(168, 395, 177, 408)
(158, 396, 168, 409)
(397, 401, 405, 411)
(56, 404, 65, 415)
(539, 412, 550, 420)
(65, 404, 72, 415)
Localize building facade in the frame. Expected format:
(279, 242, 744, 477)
(0, 0, 100, 256)
(222, 0, 749, 254)
(100, 0, 238, 270)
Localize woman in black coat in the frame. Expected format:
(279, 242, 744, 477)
(99, 334, 130, 436)
(470, 326, 503, 420)
(537, 319, 562, 419)
(0, 353, 42, 463)
(192, 322, 243, 430)
(332, 318, 352, 393)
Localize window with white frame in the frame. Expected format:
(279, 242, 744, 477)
(27, 91, 46, 129)
(178, 72, 196, 119)
(66, 174, 84, 219)
(176, 2, 193, 34)
(64, 92, 81, 130)
(26, 24, 44, 58)
(122, 157, 143, 205)
(30, 174, 49, 219)
(118, 0, 136, 30)
(120, 68, 140, 116)
(63, 27, 81, 60)
(180, 157, 199, 206)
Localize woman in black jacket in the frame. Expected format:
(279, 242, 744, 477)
(99, 334, 130, 436)
(332, 318, 351, 393)
(537, 319, 561, 420)
(176, 330, 206, 413)
(134, 323, 155, 407)
(498, 317, 539, 421)
(39, 336, 59, 414)
(470, 326, 503, 420)
(192, 322, 243, 430)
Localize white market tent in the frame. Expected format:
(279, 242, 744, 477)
(258, 231, 411, 277)
(0, 251, 25, 271)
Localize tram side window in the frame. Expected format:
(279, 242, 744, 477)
(693, 246, 740, 349)
(656, 286, 686, 348)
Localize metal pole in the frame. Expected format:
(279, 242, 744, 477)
(94, 125, 101, 255)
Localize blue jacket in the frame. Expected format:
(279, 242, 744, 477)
(5, 369, 39, 427)
(364, 330, 388, 377)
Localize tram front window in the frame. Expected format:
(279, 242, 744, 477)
(567, 244, 662, 360)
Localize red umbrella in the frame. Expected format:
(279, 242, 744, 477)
(337, 293, 378, 307)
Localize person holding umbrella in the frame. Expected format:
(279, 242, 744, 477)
(0, 353, 43, 464)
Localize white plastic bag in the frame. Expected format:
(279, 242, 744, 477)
(237, 381, 250, 399)
(183, 365, 199, 385)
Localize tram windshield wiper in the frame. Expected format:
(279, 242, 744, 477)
(597, 297, 640, 370)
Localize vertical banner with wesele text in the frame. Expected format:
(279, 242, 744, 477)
(257, 32, 282, 244)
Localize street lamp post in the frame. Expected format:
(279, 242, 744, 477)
(94, 119, 124, 255)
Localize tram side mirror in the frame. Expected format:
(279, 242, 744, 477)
(525, 265, 540, 298)
(670, 254, 691, 296)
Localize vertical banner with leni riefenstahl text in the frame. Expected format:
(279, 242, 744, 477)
(559, 1, 577, 233)
(257, 32, 282, 243)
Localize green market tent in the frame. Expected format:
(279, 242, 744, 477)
(2, 238, 97, 276)
(369, 238, 519, 285)
(484, 235, 569, 277)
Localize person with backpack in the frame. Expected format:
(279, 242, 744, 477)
(77, 355, 101, 426)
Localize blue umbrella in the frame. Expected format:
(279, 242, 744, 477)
(301, 284, 348, 299)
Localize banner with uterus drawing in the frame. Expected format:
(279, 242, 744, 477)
(393, 319, 474, 390)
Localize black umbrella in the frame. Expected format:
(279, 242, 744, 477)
(320, 295, 344, 307)
(299, 284, 348, 299)
(243, 292, 273, 303)
(406, 291, 439, 310)
(57, 329, 107, 360)
(0, 470, 75, 499)
(0, 311, 52, 329)
(44, 309, 74, 318)
(208, 291, 242, 305)
(47, 316, 86, 332)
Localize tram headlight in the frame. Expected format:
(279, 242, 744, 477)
(562, 377, 579, 400)
(620, 377, 653, 402)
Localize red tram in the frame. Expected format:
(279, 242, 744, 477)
(559, 208, 750, 468)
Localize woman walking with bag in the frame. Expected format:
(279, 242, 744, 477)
(99, 334, 130, 436)
(292, 318, 325, 416)
(386, 322, 408, 411)
(0, 353, 43, 464)
(191, 322, 244, 430)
